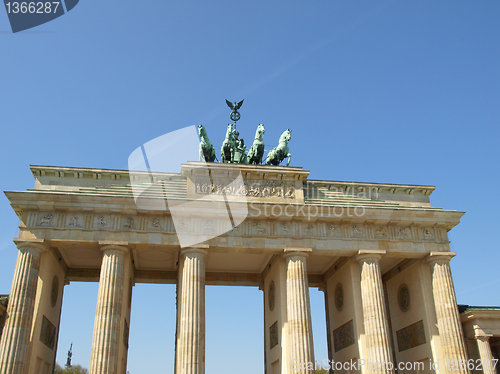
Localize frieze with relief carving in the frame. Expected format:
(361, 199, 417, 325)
(194, 178, 296, 199)
(352, 225, 365, 238)
(327, 224, 341, 237)
(203, 220, 214, 233)
(95, 215, 108, 228)
(39, 213, 54, 226)
(68, 216, 80, 227)
(422, 227, 434, 240)
(281, 221, 290, 234)
(375, 226, 388, 239)
(303, 223, 315, 236)
(151, 218, 161, 229)
(398, 227, 411, 240)
(123, 217, 134, 229)
(29, 210, 450, 245)
(253, 222, 267, 235)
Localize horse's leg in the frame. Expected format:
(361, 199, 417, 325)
(265, 152, 271, 165)
(248, 146, 255, 164)
(286, 153, 291, 167)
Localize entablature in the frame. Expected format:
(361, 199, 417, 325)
(27, 164, 443, 210)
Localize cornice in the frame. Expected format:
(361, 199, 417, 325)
(460, 309, 500, 323)
(30, 164, 435, 193)
(30, 163, 311, 181)
(5, 190, 464, 224)
(306, 179, 436, 196)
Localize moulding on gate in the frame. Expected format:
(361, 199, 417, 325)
(13, 238, 48, 252)
(355, 249, 387, 262)
(283, 247, 312, 253)
(426, 252, 456, 263)
(181, 161, 310, 181)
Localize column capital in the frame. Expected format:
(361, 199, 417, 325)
(426, 252, 456, 264)
(355, 249, 386, 263)
(475, 334, 493, 341)
(13, 239, 47, 253)
(181, 246, 208, 257)
(283, 247, 312, 259)
(99, 241, 129, 254)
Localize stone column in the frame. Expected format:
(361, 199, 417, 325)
(319, 285, 334, 374)
(476, 335, 495, 374)
(175, 247, 207, 374)
(356, 250, 394, 374)
(284, 249, 315, 373)
(427, 252, 470, 374)
(89, 244, 129, 374)
(0, 241, 46, 374)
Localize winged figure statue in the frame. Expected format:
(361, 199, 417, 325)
(226, 99, 244, 111)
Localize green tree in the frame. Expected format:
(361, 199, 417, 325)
(314, 363, 329, 374)
(54, 363, 88, 374)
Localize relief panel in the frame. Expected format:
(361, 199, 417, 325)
(40, 316, 56, 350)
(396, 320, 426, 352)
(270, 321, 279, 349)
(333, 320, 355, 352)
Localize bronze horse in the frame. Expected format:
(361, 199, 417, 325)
(248, 124, 265, 165)
(265, 129, 291, 166)
(221, 123, 236, 163)
(198, 125, 216, 162)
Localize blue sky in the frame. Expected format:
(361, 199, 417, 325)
(1, 1, 499, 373)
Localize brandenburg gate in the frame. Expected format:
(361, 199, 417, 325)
(0, 161, 473, 374)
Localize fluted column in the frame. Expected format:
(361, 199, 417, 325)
(89, 244, 128, 374)
(476, 335, 495, 374)
(356, 250, 394, 374)
(175, 247, 207, 374)
(284, 249, 315, 373)
(0, 241, 45, 374)
(427, 252, 469, 374)
(319, 286, 334, 374)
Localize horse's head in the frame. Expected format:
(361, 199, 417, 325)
(198, 124, 205, 137)
(258, 123, 265, 135)
(226, 123, 234, 137)
(279, 129, 292, 143)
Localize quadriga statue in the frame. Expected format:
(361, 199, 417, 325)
(221, 123, 236, 163)
(198, 124, 216, 162)
(247, 124, 265, 165)
(265, 129, 291, 166)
